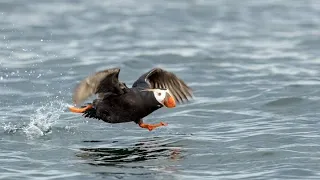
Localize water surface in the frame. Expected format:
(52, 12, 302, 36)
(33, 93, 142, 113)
(1, 0, 320, 179)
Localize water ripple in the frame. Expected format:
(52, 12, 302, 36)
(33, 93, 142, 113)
(1, 0, 320, 179)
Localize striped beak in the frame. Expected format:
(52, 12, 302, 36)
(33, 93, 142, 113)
(163, 92, 176, 108)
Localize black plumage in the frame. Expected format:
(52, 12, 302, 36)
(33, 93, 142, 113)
(69, 67, 193, 131)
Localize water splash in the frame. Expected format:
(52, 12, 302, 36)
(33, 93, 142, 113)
(21, 100, 66, 139)
(2, 121, 21, 134)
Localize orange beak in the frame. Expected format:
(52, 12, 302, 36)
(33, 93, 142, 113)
(163, 94, 176, 108)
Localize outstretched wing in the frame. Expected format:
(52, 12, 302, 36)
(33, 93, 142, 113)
(132, 68, 193, 103)
(72, 68, 127, 105)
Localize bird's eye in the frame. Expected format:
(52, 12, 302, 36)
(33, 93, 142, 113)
(158, 93, 161, 96)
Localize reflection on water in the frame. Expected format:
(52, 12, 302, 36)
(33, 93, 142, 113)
(76, 137, 183, 167)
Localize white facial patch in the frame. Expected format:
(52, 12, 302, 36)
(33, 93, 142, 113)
(153, 89, 168, 105)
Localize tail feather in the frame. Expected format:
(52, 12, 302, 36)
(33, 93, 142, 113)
(81, 102, 111, 122)
(82, 108, 99, 119)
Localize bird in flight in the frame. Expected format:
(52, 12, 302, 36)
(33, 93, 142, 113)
(69, 67, 193, 131)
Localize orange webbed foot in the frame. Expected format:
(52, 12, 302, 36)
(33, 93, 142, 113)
(139, 121, 168, 131)
(69, 104, 93, 113)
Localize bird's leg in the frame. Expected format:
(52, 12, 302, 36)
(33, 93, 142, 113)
(69, 104, 93, 113)
(138, 119, 168, 131)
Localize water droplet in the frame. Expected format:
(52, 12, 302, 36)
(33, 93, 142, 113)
(40, 39, 43, 42)
(0, 76, 3, 80)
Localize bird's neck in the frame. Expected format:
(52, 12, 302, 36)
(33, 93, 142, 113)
(139, 90, 163, 108)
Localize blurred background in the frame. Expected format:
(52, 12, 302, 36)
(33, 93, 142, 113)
(1, 0, 320, 179)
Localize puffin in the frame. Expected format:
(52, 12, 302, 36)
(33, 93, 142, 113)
(68, 67, 193, 131)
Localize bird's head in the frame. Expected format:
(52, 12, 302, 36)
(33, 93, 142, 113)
(144, 88, 176, 108)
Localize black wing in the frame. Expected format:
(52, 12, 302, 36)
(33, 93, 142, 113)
(132, 68, 193, 103)
(72, 68, 127, 105)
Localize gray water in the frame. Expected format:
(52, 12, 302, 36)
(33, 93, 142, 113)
(1, 0, 320, 179)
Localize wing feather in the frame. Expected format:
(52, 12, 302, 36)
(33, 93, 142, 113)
(72, 68, 126, 105)
(132, 68, 193, 103)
